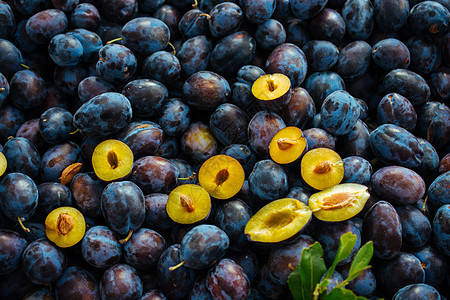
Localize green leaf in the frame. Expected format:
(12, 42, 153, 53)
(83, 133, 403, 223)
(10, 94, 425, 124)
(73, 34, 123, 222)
(288, 242, 327, 300)
(323, 232, 357, 281)
(347, 241, 374, 282)
(322, 287, 366, 300)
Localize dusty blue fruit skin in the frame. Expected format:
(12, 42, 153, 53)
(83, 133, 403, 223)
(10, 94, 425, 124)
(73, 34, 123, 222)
(417, 102, 450, 150)
(158, 99, 190, 137)
(190, 277, 214, 300)
(377, 252, 425, 297)
(96, 44, 137, 84)
(0, 229, 27, 275)
(286, 18, 311, 48)
(377, 93, 417, 132)
(369, 124, 424, 168)
(36, 182, 72, 218)
(0, 72, 8, 106)
(428, 172, 450, 211)
(25, 9, 68, 44)
(249, 159, 288, 202)
(74, 92, 132, 136)
(39, 107, 73, 144)
(342, 0, 373, 40)
(256, 264, 287, 300)
(100, 264, 143, 300)
(430, 68, 450, 102)
(157, 244, 196, 299)
(180, 224, 230, 270)
(413, 138, 440, 181)
(10, 70, 47, 110)
(290, 0, 327, 20)
(177, 35, 213, 78)
(371, 166, 426, 206)
(362, 201, 402, 259)
(229, 250, 260, 284)
(215, 199, 252, 251)
(320, 90, 360, 136)
(240, 0, 276, 24)
(101, 181, 145, 236)
(22, 239, 66, 285)
(178, 9, 209, 39)
(142, 51, 181, 84)
(13, 19, 38, 54)
(248, 111, 286, 158)
(70, 3, 100, 31)
(409, 1, 450, 35)
(119, 121, 164, 158)
(67, 29, 103, 63)
(122, 17, 170, 56)
(310, 8, 345, 44)
(130, 156, 179, 194)
(334, 41, 371, 80)
(0, 1, 14, 40)
(158, 135, 180, 159)
(407, 36, 442, 75)
(3, 137, 41, 180)
(209, 2, 243, 38)
(411, 245, 448, 288)
(396, 205, 431, 248)
(393, 283, 441, 300)
(302, 40, 339, 72)
(221, 144, 257, 177)
(123, 79, 168, 118)
(0, 39, 24, 78)
(433, 204, 450, 256)
(384, 69, 431, 106)
(71, 172, 105, 218)
(255, 19, 286, 51)
(281, 87, 316, 129)
(78, 76, 116, 104)
(81, 226, 122, 269)
(303, 127, 336, 150)
(48, 33, 83, 67)
(304, 71, 345, 109)
(338, 262, 377, 297)
(265, 43, 308, 87)
(0, 173, 38, 222)
(56, 267, 100, 300)
(153, 5, 179, 42)
(342, 156, 372, 185)
(337, 119, 372, 159)
(54, 65, 88, 95)
(210, 103, 249, 146)
(210, 31, 257, 78)
(183, 71, 231, 111)
(206, 258, 250, 300)
(373, 0, 409, 32)
(144, 193, 175, 232)
(372, 38, 410, 71)
(40, 141, 82, 182)
(123, 228, 167, 270)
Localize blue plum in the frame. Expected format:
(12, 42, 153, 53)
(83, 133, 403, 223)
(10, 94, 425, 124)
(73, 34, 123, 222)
(48, 34, 83, 67)
(100, 264, 142, 300)
(249, 159, 288, 202)
(396, 205, 431, 248)
(433, 204, 450, 256)
(302, 40, 339, 72)
(304, 71, 345, 109)
(334, 41, 371, 80)
(123, 228, 167, 270)
(81, 226, 122, 269)
(56, 267, 100, 300)
(342, 0, 374, 40)
(377, 93, 417, 132)
(25, 9, 68, 44)
(384, 69, 430, 106)
(39, 107, 73, 144)
(2, 137, 41, 180)
(142, 51, 181, 84)
(320, 90, 360, 136)
(40, 142, 82, 182)
(0, 229, 27, 275)
(342, 156, 372, 185)
(158, 98, 190, 137)
(409, 1, 450, 35)
(96, 44, 137, 84)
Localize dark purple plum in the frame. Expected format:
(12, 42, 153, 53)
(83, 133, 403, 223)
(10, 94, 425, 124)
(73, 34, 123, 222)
(24, 287, 56, 299)
(178, 9, 209, 39)
(144, 193, 176, 232)
(206, 258, 250, 300)
(66, 29, 103, 63)
(254, 19, 286, 51)
(290, 0, 327, 20)
(240, 0, 276, 24)
(0, 1, 14, 40)
(334, 41, 371, 81)
(130, 156, 179, 194)
(2, 137, 41, 180)
(362, 201, 402, 259)
(141, 290, 167, 300)
(384, 69, 431, 106)
(248, 159, 288, 202)
(209, 2, 243, 38)
(255, 264, 287, 299)
(302, 40, 339, 72)
(408, 1, 449, 35)
(119, 121, 164, 158)
(13, 0, 51, 16)
(101, 0, 137, 24)
(10, 70, 46, 110)
(73, 92, 132, 137)
(17, 222, 46, 244)
(281, 87, 316, 129)
(0, 39, 24, 78)
(221, 144, 257, 177)
(370, 166, 426, 206)
(48, 33, 83, 67)
(53, 65, 88, 95)
(0, 72, 8, 107)
(265, 43, 308, 87)
(209, 103, 249, 146)
(285, 18, 311, 48)
(0, 229, 27, 275)
(39, 107, 73, 144)
(228, 250, 260, 284)
(373, 0, 409, 32)
(101, 181, 145, 237)
(96, 44, 137, 84)
(51, 0, 79, 12)
(56, 267, 100, 300)
(309, 8, 346, 44)
(369, 124, 424, 168)
(13, 19, 40, 55)
(123, 228, 166, 270)
(157, 244, 196, 300)
(393, 283, 441, 300)
(413, 138, 440, 181)
(411, 245, 448, 288)
(177, 35, 213, 78)
(428, 172, 450, 212)
(0, 268, 35, 299)
(22, 238, 66, 285)
(396, 205, 431, 248)
(122, 17, 170, 56)
(189, 276, 213, 300)
(142, 51, 181, 85)
(377, 252, 425, 296)
(153, 4, 180, 42)
(40, 141, 82, 182)
(36, 182, 72, 218)
(70, 3, 101, 31)
(430, 68, 450, 103)
(433, 204, 450, 256)
(158, 98, 190, 137)
(320, 90, 360, 136)
(81, 226, 122, 269)
(71, 172, 106, 218)
(336, 119, 372, 159)
(406, 36, 442, 75)
(156, 135, 180, 159)
(122, 79, 168, 118)
(303, 127, 336, 150)
(372, 38, 410, 71)
(100, 264, 142, 300)
(304, 71, 345, 109)
(417, 102, 450, 150)
(247, 111, 286, 158)
(342, 0, 374, 40)
(342, 156, 372, 185)
(25, 9, 68, 44)
(271, 0, 293, 22)
(377, 93, 417, 132)
(78, 76, 116, 104)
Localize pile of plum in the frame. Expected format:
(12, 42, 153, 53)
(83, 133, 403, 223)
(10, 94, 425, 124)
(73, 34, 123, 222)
(0, 0, 450, 299)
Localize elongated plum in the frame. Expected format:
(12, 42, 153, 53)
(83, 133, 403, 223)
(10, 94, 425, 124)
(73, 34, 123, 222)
(2, 137, 41, 180)
(0, 229, 27, 275)
(248, 111, 286, 158)
(100, 264, 142, 300)
(433, 204, 450, 256)
(320, 90, 360, 136)
(362, 201, 402, 259)
(56, 267, 100, 300)
(130, 156, 178, 194)
(206, 258, 250, 300)
(396, 205, 431, 248)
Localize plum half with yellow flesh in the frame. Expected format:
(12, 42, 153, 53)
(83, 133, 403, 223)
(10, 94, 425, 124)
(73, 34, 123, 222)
(301, 147, 344, 190)
(92, 139, 133, 182)
(45, 206, 86, 248)
(269, 126, 308, 165)
(252, 73, 291, 111)
(166, 184, 211, 224)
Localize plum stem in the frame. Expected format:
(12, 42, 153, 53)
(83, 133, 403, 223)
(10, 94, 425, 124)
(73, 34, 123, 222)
(17, 217, 30, 232)
(70, 129, 79, 135)
(169, 260, 185, 271)
(119, 229, 133, 244)
(168, 42, 176, 56)
(178, 172, 197, 181)
(198, 13, 211, 20)
(106, 37, 124, 45)
(192, 0, 198, 8)
(20, 63, 30, 70)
